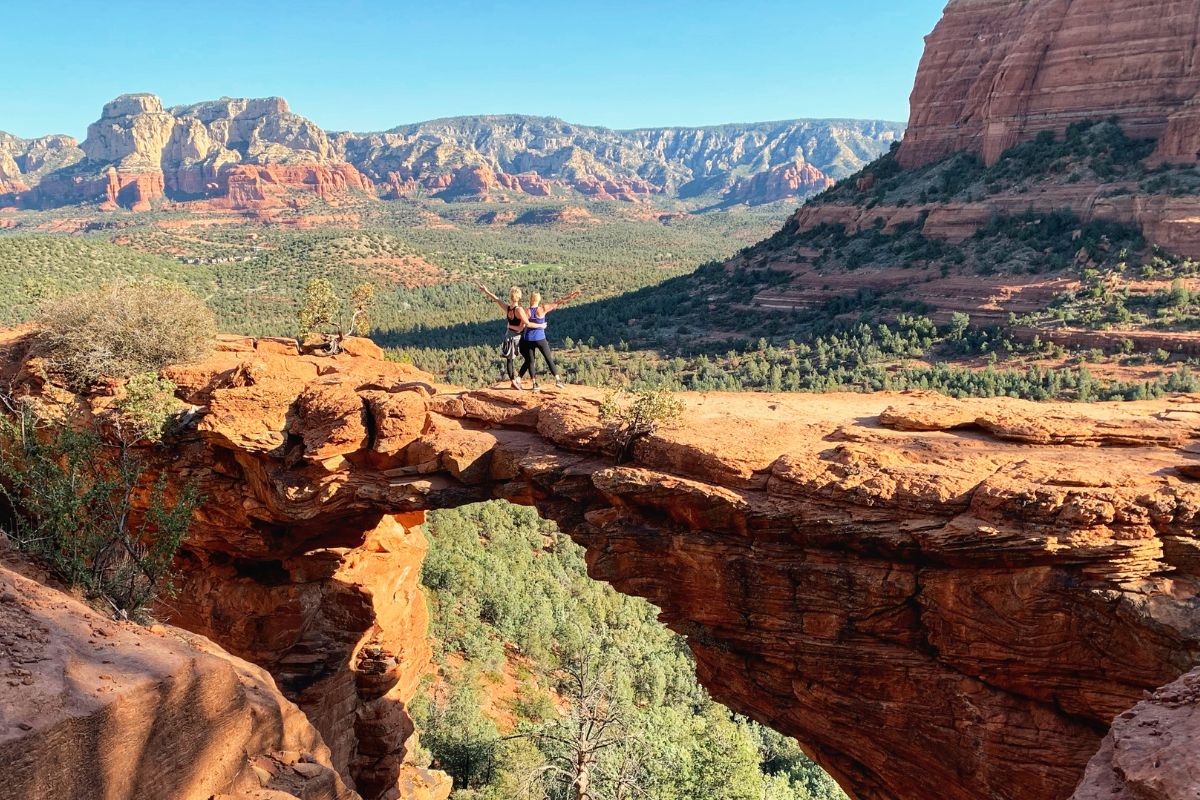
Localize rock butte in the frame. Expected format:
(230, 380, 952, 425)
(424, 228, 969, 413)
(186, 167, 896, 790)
(900, 0, 1200, 169)
(0, 330, 1197, 800)
(772, 0, 1200, 261)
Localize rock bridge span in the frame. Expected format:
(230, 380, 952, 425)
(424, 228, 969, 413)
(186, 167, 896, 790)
(4, 332, 1199, 800)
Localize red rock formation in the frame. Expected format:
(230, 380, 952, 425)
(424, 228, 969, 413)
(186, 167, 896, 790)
(900, 0, 1200, 168)
(1071, 666, 1200, 799)
(3, 333, 1198, 800)
(0, 553, 358, 800)
(515, 172, 552, 196)
(220, 164, 373, 209)
(103, 168, 166, 212)
(571, 176, 657, 202)
(723, 162, 834, 205)
(442, 164, 496, 197)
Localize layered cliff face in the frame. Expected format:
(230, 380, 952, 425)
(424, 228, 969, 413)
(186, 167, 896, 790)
(5, 93, 370, 212)
(2, 331, 1197, 800)
(340, 115, 900, 204)
(0, 131, 82, 195)
(1, 101, 900, 211)
(730, 0, 1200, 340)
(900, 0, 1200, 168)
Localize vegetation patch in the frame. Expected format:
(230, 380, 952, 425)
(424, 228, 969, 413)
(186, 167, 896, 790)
(417, 501, 847, 800)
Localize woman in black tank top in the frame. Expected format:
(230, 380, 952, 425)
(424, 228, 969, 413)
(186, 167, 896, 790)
(477, 283, 531, 388)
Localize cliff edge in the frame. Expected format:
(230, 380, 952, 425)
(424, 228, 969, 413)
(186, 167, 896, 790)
(1, 331, 1196, 799)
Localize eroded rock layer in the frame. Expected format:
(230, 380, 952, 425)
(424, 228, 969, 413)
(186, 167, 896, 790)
(0, 96, 900, 211)
(901, 0, 1200, 168)
(1071, 665, 1200, 798)
(2, 332, 1197, 800)
(0, 554, 358, 800)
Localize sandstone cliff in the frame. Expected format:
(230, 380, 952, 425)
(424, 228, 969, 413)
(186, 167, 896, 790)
(9, 93, 372, 212)
(900, 0, 1200, 168)
(2, 331, 1197, 800)
(1071, 665, 1200, 798)
(733, 0, 1200, 334)
(4, 101, 900, 211)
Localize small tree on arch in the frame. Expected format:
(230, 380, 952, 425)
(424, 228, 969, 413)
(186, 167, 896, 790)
(297, 279, 376, 354)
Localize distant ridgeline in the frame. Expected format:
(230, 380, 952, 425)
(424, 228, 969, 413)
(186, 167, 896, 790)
(0, 94, 902, 212)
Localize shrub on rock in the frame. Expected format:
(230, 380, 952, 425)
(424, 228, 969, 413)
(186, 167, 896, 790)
(35, 283, 216, 386)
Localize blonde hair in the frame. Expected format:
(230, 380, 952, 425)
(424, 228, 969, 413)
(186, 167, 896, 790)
(530, 291, 542, 306)
(508, 286, 522, 305)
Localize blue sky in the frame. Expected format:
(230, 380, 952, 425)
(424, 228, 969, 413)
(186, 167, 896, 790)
(1, 1, 946, 139)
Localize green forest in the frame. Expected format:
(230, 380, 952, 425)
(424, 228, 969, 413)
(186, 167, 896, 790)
(416, 502, 846, 800)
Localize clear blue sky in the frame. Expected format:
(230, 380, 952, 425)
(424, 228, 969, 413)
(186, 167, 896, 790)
(1, 0, 946, 139)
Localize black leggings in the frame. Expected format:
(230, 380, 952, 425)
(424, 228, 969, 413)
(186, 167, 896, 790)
(519, 338, 557, 380)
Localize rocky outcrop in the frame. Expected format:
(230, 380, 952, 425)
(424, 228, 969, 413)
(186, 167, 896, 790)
(723, 162, 835, 205)
(900, 0, 1200, 168)
(9, 94, 371, 211)
(83, 93, 177, 168)
(511, 206, 593, 225)
(0, 132, 82, 203)
(3, 332, 1197, 800)
(0, 553, 358, 800)
(1071, 666, 1200, 799)
(221, 164, 374, 209)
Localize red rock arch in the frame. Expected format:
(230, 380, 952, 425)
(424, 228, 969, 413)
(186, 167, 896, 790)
(5, 332, 1198, 800)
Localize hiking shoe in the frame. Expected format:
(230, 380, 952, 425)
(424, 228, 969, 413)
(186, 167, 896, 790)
(512, 378, 523, 390)
(554, 377, 565, 389)
(531, 382, 541, 393)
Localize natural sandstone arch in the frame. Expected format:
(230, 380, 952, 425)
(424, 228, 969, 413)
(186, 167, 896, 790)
(3, 331, 1198, 800)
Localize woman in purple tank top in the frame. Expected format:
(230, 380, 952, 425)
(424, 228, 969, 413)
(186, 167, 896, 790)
(518, 288, 583, 391)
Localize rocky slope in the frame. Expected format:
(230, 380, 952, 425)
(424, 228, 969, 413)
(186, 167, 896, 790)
(0, 97, 900, 212)
(724, 0, 1200, 353)
(2, 331, 1197, 800)
(1071, 665, 1200, 799)
(0, 550, 360, 800)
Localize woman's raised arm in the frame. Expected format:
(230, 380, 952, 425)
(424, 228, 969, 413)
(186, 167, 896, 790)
(543, 289, 583, 313)
(475, 282, 510, 312)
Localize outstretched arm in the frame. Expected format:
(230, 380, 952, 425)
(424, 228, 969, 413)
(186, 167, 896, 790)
(475, 282, 510, 312)
(543, 289, 583, 313)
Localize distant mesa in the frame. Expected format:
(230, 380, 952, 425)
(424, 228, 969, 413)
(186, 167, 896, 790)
(0, 94, 902, 214)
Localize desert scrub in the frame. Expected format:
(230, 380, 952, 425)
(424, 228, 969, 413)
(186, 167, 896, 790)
(34, 283, 216, 387)
(298, 277, 377, 354)
(0, 377, 198, 617)
(600, 386, 685, 462)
